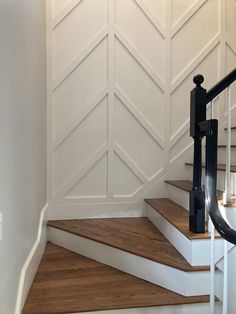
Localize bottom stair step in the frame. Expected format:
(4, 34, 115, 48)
(23, 243, 215, 314)
(47, 218, 212, 296)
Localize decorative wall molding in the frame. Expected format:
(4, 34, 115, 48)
(47, 0, 236, 218)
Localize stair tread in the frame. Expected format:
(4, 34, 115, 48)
(165, 180, 223, 199)
(165, 180, 193, 193)
(224, 126, 236, 130)
(185, 162, 236, 173)
(217, 144, 236, 147)
(22, 243, 211, 314)
(145, 198, 220, 240)
(48, 218, 209, 272)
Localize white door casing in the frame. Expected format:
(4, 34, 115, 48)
(47, 0, 236, 219)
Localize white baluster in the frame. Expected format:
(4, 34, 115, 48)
(209, 218, 215, 314)
(222, 85, 231, 314)
(223, 240, 228, 314)
(223, 86, 232, 204)
(207, 101, 214, 231)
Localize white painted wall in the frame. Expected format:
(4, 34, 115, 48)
(47, 0, 236, 219)
(0, 1, 47, 313)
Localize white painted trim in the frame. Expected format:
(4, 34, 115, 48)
(134, 0, 166, 38)
(147, 205, 225, 266)
(147, 205, 193, 263)
(114, 86, 165, 149)
(53, 27, 108, 90)
(48, 202, 142, 220)
(48, 226, 211, 296)
(167, 184, 190, 211)
(52, 0, 84, 28)
(115, 29, 165, 91)
(171, 34, 221, 91)
(171, 0, 207, 37)
(14, 204, 48, 314)
(71, 302, 222, 314)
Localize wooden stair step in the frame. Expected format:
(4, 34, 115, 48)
(22, 243, 211, 314)
(217, 144, 236, 148)
(224, 126, 236, 130)
(165, 180, 223, 200)
(145, 198, 220, 240)
(185, 162, 236, 173)
(165, 180, 193, 193)
(48, 218, 208, 272)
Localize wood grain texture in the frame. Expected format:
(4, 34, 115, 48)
(165, 180, 223, 200)
(23, 243, 210, 314)
(165, 180, 193, 193)
(48, 218, 209, 271)
(224, 126, 236, 130)
(145, 198, 220, 240)
(185, 162, 236, 173)
(217, 145, 236, 147)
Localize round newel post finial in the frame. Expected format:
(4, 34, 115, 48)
(193, 74, 204, 87)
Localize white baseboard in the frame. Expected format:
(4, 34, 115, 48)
(48, 202, 144, 220)
(71, 302, 222, 314)
(14, 203, 48, 314)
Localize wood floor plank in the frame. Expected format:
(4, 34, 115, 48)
(145, 198, 220, 240)
(48, 218, 209, 272)
(23, 243, 210, 314)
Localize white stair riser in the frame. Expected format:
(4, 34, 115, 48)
(147, 205, 224, 266)
(167, 184, 190, 211)
(48, 226, 211, 297)
(215, 171, 236, 194)
(201, 147, 236, 165)
(217, 147, 236, 164)
(72, 303, 222, 314)
(185, 165, 236, 195)
(218, 126, 236, 144)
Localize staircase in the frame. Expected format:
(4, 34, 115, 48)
(22, 100, 236, 312)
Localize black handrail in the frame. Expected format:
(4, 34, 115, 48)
(206, 68, 236, 104)
(189, 68, 236, 239)
(201, 119, 236, 244)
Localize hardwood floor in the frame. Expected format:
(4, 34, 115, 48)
(145, 198, 220, 240)
(48, 218, 209, 271)
(23, 243, 210, 314)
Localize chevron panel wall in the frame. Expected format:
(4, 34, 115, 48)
(47, 0, 236, 218)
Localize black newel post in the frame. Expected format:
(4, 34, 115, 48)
(189, 75, 207, 233)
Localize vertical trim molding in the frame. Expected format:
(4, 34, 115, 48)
(107, 0, 115, 198)
(14, 204, 48, 314)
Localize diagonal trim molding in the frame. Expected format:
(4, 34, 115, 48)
(134, 0, 166, 38)
(52, 0, 84, 29)
(115, 30, 165, 91)
(53, 87, 108, 150)
(171, 34, 221, 92)
(114, 141, 148, 184)
(115, 86, 165, 150)
(47, 0, 236, 214)
(53, 27, 108, 90)
(171, 0, 207, 38)
(55, 144, 108, 198)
